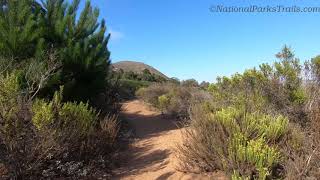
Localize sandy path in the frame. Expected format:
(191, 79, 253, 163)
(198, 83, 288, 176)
(112, 100, 226, 180)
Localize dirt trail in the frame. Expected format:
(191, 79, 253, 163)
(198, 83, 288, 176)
(113, 100, 226, 180)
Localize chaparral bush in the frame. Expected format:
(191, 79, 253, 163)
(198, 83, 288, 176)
(137, 82, 212, 119)
(178, 104, 301, 179)
(116, 79, 150, 100)
(136, 83, 173, 106)
(32, 87, 98, 140)
(158, 94, 170, 114)
(0, 73, 120, 178)
(178, 46, 320, 179)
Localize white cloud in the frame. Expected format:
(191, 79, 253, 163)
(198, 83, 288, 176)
(109, 29, 124, 41)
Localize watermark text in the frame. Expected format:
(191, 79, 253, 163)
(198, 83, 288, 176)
(209, 5, 320, 13)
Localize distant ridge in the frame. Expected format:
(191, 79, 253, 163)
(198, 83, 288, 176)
(112, 61, 169, 79)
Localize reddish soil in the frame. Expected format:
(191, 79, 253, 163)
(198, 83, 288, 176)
(113, 100, 227, 180)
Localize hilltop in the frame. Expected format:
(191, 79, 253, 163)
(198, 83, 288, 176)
(112, 61, 169, 80)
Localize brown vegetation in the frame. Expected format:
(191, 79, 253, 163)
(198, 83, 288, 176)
(136, 83, 211, 119)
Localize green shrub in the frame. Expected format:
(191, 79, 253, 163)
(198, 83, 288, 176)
(0, 72, 22, 143)
(207, 47, 307, 124)
(59, 101, 98, 135)
(1, 79, 118, 178)
(0, 71, 40, 179)
(117, 79, 150, 99)
(291, 88, 307, 105)
(179, 105, 293, 179)
(31, 87, 62, 130)
(0, 0, 113, 105)
(32, 87, 98, 135)
(0, 1, 120, 177)
(213, 107, 289, 142)
(214, 107, 287, 179)
(229, 135, 280, 180)
(0, 72, 21, 120)
(158, 95, 170, 113)
(31, 99, 54, 130)
(112, 68, 167, 83)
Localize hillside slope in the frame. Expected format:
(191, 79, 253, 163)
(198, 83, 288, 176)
(112, 61, 168, 79)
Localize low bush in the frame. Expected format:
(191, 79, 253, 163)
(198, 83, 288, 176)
(31, 87, 119, 159)
(136, 83, 172, 105)
(32, 87, 98, 154)
(178, 104, 303, 179)
(0, 72, 120, 178)
(0, 72, 32, 178)
(158, 95, 170, 113)
(116, 79, 150, 99)
(137, 83, 212, 119)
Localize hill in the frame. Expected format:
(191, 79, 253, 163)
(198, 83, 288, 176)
(112, 61, 169, 79)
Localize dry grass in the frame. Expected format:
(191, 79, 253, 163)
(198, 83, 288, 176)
(177, 105, 228, 173)
(282, 86, 320, 179)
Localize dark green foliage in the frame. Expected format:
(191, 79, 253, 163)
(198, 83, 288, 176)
(0, 2, 119, 177)
(113, 68, 167, 83)
(139, 69, 166, 82)
(274, 46, 303, 104)
(110, 68, 167, 99)
(40, 0, 111, 102)
(117, 79, 150, 99)
(0, 0, 111, 103)
(0, 0, 43, 59)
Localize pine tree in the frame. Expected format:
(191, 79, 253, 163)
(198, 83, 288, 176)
(0, 0, 43, 60)
(41, 0, 111, 102)
(0, 0, 111, 103)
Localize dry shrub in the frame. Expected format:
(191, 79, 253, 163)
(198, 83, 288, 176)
(0, 73, 120, 178)
(281, 70, 320, 179)
(179, 105, 319, 179)
(31, 87, 120, 160)
(284, 141, 320, 179)
(136, 83, 172, 105)
(85, 114, 120, 157)
(100, 114, 120, 144)
(177, 105, 228, 173)
(178, 103, 304, 179)
(281, 124, 320, 179)
(137, 83, 212, 119)
(282, 84, 320, 179)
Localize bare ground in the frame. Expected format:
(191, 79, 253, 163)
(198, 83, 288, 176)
(112, 100, 227, 180)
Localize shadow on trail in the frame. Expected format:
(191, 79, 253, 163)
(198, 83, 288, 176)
(113, 141, 171, 179)
(112, 101, 181, 179)
(123, 109, 179, 139)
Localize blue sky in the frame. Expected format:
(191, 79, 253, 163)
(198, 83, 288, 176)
(81, 0, 320, 82)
